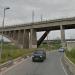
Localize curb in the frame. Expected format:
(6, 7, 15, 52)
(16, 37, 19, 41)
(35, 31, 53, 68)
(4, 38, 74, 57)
(0, 55, 31, 72)
(64, 54, 75, 67)
(64, 54, 75, 75)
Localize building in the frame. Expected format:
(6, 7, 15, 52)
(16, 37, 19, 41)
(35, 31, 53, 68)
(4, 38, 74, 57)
(67, 41, 75, 51)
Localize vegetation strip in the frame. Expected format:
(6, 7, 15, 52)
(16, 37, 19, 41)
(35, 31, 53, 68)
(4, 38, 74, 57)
(65, 54, 75, 66)
(0, 41, 61, 64)
(65, 49, 75, 64)
(0, 43, 36, 64)
(64, 54, 75, 75)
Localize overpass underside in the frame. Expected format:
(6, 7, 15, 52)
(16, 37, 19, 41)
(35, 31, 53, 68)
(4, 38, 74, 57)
(1, 29, 50, 49)
(0, 24, 66, 49)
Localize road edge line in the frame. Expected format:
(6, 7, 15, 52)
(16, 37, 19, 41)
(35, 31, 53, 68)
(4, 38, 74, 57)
(60, 58, 68, 75)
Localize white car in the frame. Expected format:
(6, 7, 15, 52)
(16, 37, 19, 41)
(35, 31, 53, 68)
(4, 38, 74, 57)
(58, 48, 65, 52)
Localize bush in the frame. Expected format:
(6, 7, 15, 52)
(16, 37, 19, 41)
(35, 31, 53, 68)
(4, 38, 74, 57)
(39, 43, 61, 50)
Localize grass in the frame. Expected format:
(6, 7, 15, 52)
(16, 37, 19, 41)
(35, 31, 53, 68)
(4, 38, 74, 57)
(39, 43, 61, 50)
(65, 49, 75, 64)
(0, 43, 36, 63)
(0, 42, 61, 64)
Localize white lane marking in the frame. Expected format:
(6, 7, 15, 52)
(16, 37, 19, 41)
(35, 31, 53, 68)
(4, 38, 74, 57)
(60, 58, 68, 75)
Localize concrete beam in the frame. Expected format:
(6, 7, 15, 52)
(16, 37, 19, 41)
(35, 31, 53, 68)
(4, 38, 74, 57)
(37, 30, 50, 47)
(29, 29, 37, 48)
(1, 17, 75, 31)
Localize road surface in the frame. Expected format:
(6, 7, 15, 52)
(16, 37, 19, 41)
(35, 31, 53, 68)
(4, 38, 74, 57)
(2, 51, 68, 75)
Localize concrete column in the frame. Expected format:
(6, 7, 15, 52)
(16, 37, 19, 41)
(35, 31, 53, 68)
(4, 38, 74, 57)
(17, 30, 23, 48)
(8, 31, 11, 38)
(3, 31, 7, 36)
(15, 31, 18, 40)
(9, 31, 13, 39)
(4, 31, 9, 38)
(23, 29, 29, 49)
(3, 31, 9, 39)
(10, 31, 13, 38)
(5, 31, 9, 36)
(11, 31, 14, 40)
(29, 29, 37, 48)
(60, 25, 66, 48)
(13, 31, 18, 40)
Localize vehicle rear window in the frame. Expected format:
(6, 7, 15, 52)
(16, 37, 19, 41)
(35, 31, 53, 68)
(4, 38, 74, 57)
(34, 51, 43, 54)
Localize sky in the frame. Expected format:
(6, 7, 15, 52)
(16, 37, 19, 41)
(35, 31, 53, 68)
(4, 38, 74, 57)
(0, 0, 75, 41)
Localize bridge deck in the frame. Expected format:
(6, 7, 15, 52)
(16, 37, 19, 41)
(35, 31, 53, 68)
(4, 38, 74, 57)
(0, 17, 75, 31)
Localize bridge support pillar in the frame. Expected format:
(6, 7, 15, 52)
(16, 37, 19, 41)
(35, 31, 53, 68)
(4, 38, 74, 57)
(29, 29, 37, 48)
(23, 30, 29, 49)
(13, 31, 18, 40)
(17, 30, 23, 48)
(8, 31, 12, 38)
(60, 25, 66, 48)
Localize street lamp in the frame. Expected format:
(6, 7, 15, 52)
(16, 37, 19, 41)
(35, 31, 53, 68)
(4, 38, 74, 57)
(32, 10, 34, 23)
(40, 14, 43, 22)
(0, 7, 10, 60)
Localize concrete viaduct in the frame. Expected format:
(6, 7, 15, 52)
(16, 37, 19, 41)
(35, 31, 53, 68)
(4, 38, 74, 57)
(0, 17, 75, 49)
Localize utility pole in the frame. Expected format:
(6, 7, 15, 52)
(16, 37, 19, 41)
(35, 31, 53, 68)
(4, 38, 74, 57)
(0, 7, 10, 60)
(40, 14, 43, 22)
(32, 10, 34, 23)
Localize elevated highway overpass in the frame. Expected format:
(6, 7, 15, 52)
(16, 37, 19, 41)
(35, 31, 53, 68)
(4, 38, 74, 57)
(0, 17, 75, 49)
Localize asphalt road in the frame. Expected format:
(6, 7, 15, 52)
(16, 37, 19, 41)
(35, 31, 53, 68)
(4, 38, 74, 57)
(2, 51, 68, 75)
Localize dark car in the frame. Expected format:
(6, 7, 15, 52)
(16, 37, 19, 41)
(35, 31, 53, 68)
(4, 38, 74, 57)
(32, 50, 46, 62)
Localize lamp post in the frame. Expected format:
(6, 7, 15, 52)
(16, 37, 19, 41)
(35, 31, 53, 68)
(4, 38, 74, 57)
(0, 7, 10, 60)
(40, 14, 43, 22)
(32, 10, 34, 23)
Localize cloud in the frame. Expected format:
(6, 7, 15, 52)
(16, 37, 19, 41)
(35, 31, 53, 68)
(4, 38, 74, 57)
(0, 0, 75, 40)
(0, 0, 75, 25)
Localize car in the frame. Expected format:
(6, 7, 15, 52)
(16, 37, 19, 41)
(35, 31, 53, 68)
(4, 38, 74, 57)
(32, 50, 46, 62)
(58, 48, 65, 52)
